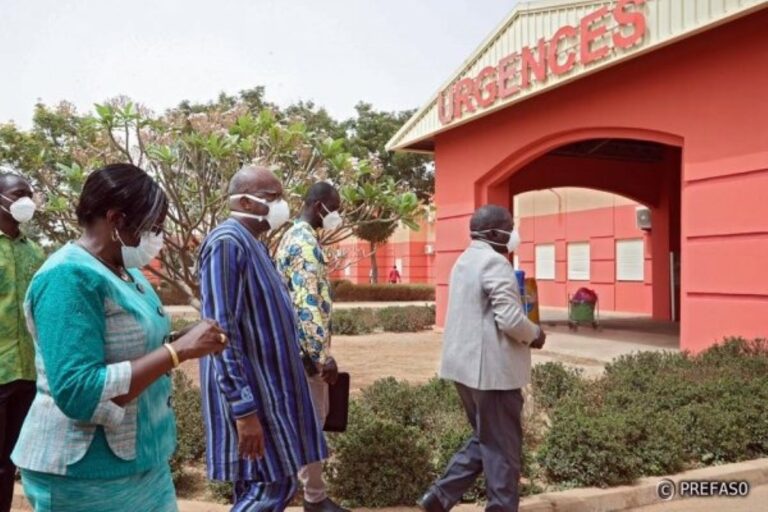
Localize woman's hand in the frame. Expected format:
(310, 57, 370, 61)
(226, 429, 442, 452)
(115, 320, 227, 406)
(172, 319, 228, 362)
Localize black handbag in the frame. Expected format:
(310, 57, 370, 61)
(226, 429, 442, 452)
(299, 344, 349, 432)
(324, 372, 350, 433)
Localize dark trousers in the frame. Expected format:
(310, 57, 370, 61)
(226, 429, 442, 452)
(0, 380, 35, 512)
(431, 383, 524, 512)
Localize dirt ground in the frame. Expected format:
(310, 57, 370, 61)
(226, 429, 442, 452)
(180, 330, 443, 394)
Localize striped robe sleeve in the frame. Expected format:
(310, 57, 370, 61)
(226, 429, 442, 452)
(199, 236, 259, 419)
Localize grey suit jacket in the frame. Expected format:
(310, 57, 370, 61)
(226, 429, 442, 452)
(440, 240, 540, 391)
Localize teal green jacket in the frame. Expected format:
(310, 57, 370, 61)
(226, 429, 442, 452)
(12, 243, 176, 478)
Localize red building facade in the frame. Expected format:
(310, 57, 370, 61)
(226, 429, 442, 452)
(388, 0, 768, 352)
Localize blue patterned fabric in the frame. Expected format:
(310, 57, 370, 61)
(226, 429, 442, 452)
(232, 476, 299, 512)
(198, 219, 327, 484)
(20, 464, 177, 512)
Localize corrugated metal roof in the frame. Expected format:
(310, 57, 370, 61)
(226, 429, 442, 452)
(387, 0, 768, 152)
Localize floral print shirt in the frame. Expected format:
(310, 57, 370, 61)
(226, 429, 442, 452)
(276, 220, 331, 363)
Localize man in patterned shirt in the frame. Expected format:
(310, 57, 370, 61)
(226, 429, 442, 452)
(0, 173, 44, 512)
(276, 181, 347, 512)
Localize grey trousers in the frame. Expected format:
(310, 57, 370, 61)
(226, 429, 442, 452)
(299, 374, 330, 503)
(431, 383, 524, 512)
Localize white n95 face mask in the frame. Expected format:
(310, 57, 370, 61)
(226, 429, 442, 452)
(321, 203, 343, 231)
(118, 231, 164, 269)
(230, 194, 291, 231)
(471, 228, 521, 253)
(505, 229, 521, 253)
(1, 195, 36, 223)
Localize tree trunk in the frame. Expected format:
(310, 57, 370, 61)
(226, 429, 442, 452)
(369, 241, 378, 284)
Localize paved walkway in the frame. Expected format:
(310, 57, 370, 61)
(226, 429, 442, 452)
(535, 308, 679, 376)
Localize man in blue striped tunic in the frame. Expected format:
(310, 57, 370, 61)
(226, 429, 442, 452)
(199, 165, 327, 512)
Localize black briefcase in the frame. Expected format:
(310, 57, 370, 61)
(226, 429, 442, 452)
(324, 372, 350, 432)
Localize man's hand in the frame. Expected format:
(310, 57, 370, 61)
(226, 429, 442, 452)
(235, 413, 265, 460)
(529, 328, 547, 350)
(321, 356, 339, 385)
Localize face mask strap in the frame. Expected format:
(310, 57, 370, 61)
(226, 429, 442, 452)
(471, 229, 518, 248)
(231, 193, 272, 205)
(231, 211, 267, 222)
(0, 194, 20, 214)
(471, 231, 505, 247)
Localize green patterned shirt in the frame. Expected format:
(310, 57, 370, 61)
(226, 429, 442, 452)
(0, 232, 45, 385)
(276, 220, 332, 363)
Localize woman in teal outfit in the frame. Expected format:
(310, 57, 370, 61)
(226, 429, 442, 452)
(12, 163, 228, 511)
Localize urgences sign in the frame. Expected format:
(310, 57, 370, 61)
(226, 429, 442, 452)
(438, 0, 647, 125)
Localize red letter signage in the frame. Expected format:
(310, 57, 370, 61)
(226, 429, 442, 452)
(520, 38, 548, 89)
(497, 53, 521, 99)
(475, 66, 499, 108)
(549, 25, 578, 76)
(580, 6, 610, 65)
(453, 78, 477, 118)
(436, 1, 647, 126)
(613, 0, 647, 49)
(437, 90, 454, 125)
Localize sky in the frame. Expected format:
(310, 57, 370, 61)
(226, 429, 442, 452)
(0, 0, 518, 127)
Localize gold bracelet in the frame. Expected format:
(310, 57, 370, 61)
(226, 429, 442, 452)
(163, 343, 180, 368)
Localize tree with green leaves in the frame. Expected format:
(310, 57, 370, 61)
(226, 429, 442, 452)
(0, 95, 421, 308)
(345, 102, 434, 200)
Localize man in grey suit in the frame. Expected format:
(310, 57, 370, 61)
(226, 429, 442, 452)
(418, 205, 546, 512)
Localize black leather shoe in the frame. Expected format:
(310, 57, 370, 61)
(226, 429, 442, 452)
(303, 497, 350, 512)
(417, 491, 446, 512)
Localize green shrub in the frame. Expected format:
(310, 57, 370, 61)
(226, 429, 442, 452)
(327, 403, 434, 508)
(331, 305, 435, 334)
(377, 305, 435, 332)
(537, 396, 644, 487)
(538, 338, 768, 488)
(696, 337, 768, 374)
(531, 362, 584, 410)
(675, 377, 768, 464)
(417, 376, 463, 413)
(359, 377, 429, 428)
(332, 282, 435, 302)
(331, 279, 353, 299)
(169, 371, 205, 487)
(357, 378, 479, 500)
(207, 481, 234, 504)
(339, 376, 548, 506)
(600, 340, 768, 465)
(332, 308, 378, 335)
(622, 405, 687, 477)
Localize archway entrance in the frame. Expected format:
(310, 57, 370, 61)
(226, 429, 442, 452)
(499, 138, 682, 326)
